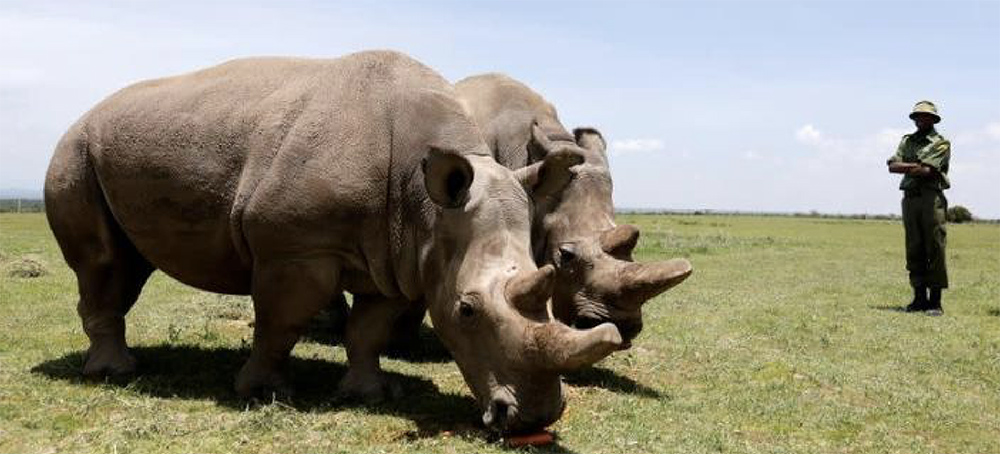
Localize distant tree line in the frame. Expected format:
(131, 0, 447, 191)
(946, 205, 973, 223)
(617, 206, 995, 223)
(0, 199, 45, 213)
(0, 199, 992, 223)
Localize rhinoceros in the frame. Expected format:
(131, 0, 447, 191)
(44, 50, 622, 433)
(451, 74, 693, 347)
(361, 74, 693, 354)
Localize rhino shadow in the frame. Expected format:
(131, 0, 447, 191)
(302, 320, 453, 364)
(302, 308, 452, 364)
(987, 308, 1000, 317)
(562, 366, 665, 399)
(31, 345, 478, 439)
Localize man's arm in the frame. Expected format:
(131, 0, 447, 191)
(888, 161, 934, 176)
(887, 136, 908, 172)
(888, 162, 919, 174)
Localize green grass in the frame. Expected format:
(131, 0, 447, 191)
(1, 213, 998, 453)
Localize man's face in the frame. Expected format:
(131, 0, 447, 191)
(912, 113, 937, 131)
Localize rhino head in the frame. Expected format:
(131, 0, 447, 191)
(527, 125, 693, 348)
(421, 147, 622, 433)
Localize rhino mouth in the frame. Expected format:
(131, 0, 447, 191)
(482, 381, 566, 434)
(574, 315, 642, 350)
(482, 393, 519, 432)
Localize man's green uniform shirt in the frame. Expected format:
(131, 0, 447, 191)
(887, 129, 951, 190)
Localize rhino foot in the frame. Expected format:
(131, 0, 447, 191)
(337, 369, 402, 403)
(82, 342, 136, 378)
(235, 359, 293, 400)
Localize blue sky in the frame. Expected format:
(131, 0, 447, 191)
(2, 1, 998, 217)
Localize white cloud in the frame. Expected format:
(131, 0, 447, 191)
(987, 122, 1000, 141)
(795, 124, 824, 145)
(609, 138, 664, 156)
(795, 124, 907, 162)
(874, 128, 909, 149)
(951, 120, 1000, 147)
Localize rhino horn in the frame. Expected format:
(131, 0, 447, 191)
(600, 224, 640, 260)
(618, 259, 693, 308)
(530, 322, 622, 372)
(506, 265, 556, 318)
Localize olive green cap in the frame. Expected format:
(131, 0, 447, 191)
(909, 100, 941, 123)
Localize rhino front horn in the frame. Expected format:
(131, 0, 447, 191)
(506, 265, 556, 319)
(530, 322, 622, 372)
(619, 259, 693, 307)
(600, 224, 640, 259)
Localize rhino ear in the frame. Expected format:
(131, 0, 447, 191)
(515, 147, 583, 200)
(526, 122, 555, 162)
(423, 148, 473, 208)
(573, 127, 606, 155)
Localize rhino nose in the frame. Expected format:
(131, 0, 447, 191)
(482, 398, 516, 431)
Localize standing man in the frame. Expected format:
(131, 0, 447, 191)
(887, 101, 951, 316)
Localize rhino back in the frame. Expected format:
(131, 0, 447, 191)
(74, 51, 477, 297)
(454, 73, 568, 168)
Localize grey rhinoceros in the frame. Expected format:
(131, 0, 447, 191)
(452, 74, 693, 347)
(371, 73, 693, 354)
(44, 50, 622, 433)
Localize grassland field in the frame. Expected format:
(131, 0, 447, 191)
(1, 212, 998, 454)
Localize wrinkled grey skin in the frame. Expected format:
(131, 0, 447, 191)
(44, 51, 621, 434)
(453, 73, 693, 347)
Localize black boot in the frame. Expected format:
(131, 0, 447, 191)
(925, 288, 943, 316)
(904, 286, 928, 312)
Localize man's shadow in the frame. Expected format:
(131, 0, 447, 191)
(870, 304, 907, 313)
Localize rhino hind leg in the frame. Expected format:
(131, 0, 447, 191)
(235, 257, 340, 398)
(45, 137, 155, 378)
(338, 294, 407, 402)
(75, 253, 153, 378)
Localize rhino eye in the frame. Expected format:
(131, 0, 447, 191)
(558, 244, 577, 265)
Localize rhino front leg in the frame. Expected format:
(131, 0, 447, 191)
(338, 294, 407, 402)
(236, 257, 339, 398)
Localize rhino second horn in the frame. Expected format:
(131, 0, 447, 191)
(506, 264, 556, 318)
(618, 259, 693, 307)
(529, 322, 622, 372)
(600, 224, 640, 259)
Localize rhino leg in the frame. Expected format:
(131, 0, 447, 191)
(75, 253, 153, 378)
(338, 294, 406, 402)
(385, 302, 426, 356)
(235, 257, 339, 398)
(46, 137, 154, 378)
